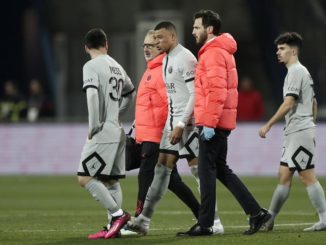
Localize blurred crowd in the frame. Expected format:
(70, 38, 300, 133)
(0, 79, 54, 123)
(0, 76, 265, 123)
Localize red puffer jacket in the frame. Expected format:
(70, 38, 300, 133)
(194, 33, 238, 130)
(135, 53, 168, 143)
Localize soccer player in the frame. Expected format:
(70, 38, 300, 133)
(121, 30, 201, 235)
(259, 32, 326, 232)
(127, 21, 223, 235)
(77, 28, 135, 239)
(179, 10, 271, 236)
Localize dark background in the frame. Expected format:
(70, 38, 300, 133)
(1, 0, 325, 122)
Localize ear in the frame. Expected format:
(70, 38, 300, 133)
(171, 32, 177, 42)
(105, 41, 109, 50)
(207, 26, 214, 34)
(84, 45, 89, 54)
(292, 47, 298, 56)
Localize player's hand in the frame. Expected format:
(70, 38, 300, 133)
(169, 127, 184, 145)
(259, 124, 271, 138)
(200, 126, 215, 141)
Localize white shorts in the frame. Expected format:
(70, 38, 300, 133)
(77, 134, 126, 179)
(280, 128, 315, 172)
(160, 124, 199, 159)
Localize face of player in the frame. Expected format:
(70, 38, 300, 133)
(143, 34, 160, 62)
(192, 18, 208, 47)
(155, 28, 175, 53)
(276, 44, 296, 65)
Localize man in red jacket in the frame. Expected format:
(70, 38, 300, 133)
(180, 10, 271, 236)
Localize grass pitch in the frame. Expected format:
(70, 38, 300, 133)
(1, 175, 326, 245)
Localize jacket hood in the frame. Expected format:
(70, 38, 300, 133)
(198, 33, 237, 57)
(147, 53, 165, 69)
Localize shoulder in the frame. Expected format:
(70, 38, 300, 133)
(290, 62, 306, 73)
(179, 45, 197, 61)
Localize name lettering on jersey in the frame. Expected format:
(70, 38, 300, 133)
(109, 66, 122, 76)
(168, 66, 173, 74)
(84, 78, 93, 84)
(166, 82, 176, 93)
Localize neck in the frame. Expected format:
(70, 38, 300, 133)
(88, 48, 107, 59)
(205, 34, 216, 44)
(286, 56, 299, 68)
(166, 42, 178, 54)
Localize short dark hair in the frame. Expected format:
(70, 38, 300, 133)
(274, 32, 303, 49)
(154, 21, 177, 33)
(84, 28, 107, 49)
(193, 10, 221, 35)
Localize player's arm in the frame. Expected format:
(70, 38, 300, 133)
(312, 98, 317, 123)
(259, 95, 296, 138)
(170, 58, 196, 145)
(169, 80, 194, 145)
(86, 87, 102, 139)
(120, 89, 135, 116)
(119, 73, 135, 116)
(83, 64, 101, 139)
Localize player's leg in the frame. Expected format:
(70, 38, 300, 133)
(300, 169, 326, 231)
(264, 165, 293, 231)
(285, 128, 326, 231)
(135, 142, 159, 216)
(103, 136, 131, 239)
(77, 142, 125, 239)
(120, 142, 159, 236)
(263, 133, 294, 231)
(78, 175, 124, 239)
(127, 152, 176, 234)
(101, 179, 123, 228)
(104, 179, 122, 207)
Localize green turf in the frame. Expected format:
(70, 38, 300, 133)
(0, 175, 326, 245)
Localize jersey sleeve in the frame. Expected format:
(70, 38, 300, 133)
(285, 68, 303, 99)
(121, 72, 135, 97)
(181, 54, 197, 83)
(83, 63, 99, 92)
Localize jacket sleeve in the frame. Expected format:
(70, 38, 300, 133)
(204, 50, 228, 127)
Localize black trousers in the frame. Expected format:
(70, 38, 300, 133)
(197, 129, 261, 227)
(136, 142, 200, 218)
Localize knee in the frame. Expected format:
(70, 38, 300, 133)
(105, 179, 118, 187)
(77, 176, 92, 188)
(278, 174, 292, 186)
(299, 173, 317, 186)
(187, 157, 197, 167)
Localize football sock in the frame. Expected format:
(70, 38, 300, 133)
(107, 182, 123, 207)
(84, 178, 120, 214)
(190, 165, 200, 191)
(268, 184, 290, 217)
(142, 163, 172, 219)
(111, 209, 124, 217)
(306, 181, 326, 222)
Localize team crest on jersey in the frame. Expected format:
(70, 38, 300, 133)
(168, 66, 173, 73)
(147, 75, 151, 81)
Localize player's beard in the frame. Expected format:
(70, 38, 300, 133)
(196, 31, 208, 47)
